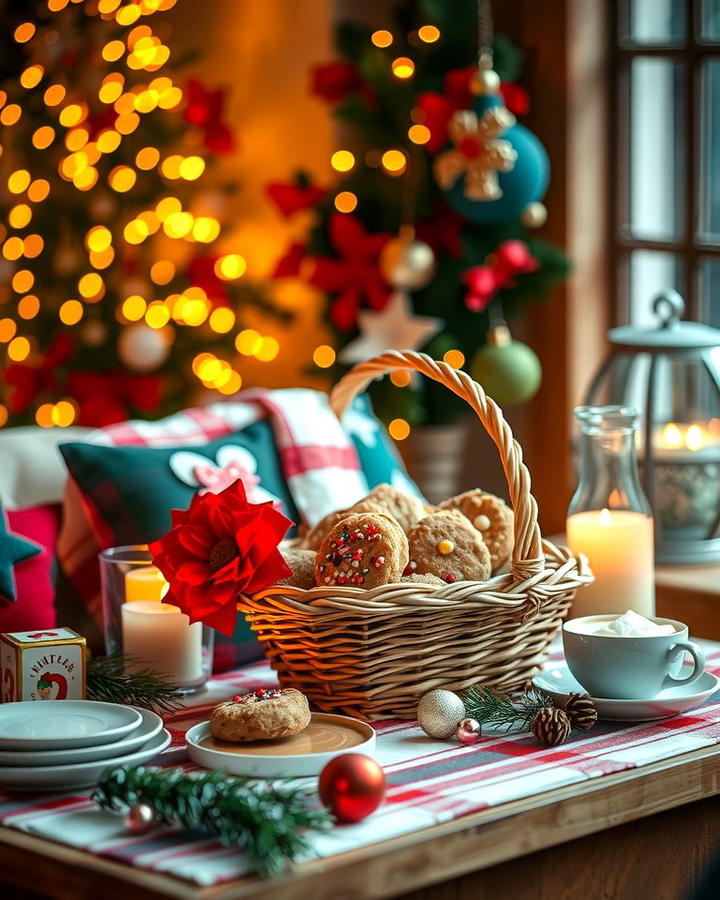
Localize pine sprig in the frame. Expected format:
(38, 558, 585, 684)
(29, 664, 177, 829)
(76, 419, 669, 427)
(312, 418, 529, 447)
(464, 686, 554, 733)
(87, 653, 183, 714)
(93, 766, 332, 878)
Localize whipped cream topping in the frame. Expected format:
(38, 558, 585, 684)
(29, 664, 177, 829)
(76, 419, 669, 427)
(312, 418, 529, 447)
(593, 609, 676, 637)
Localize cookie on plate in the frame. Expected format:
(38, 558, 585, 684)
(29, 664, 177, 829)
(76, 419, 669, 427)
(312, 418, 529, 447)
(315, 511, 409, 588)
(364, 483, 426, 533)
(278, 547, 317, 589)
(439, 490, 513, 572)
(407, 510, 491, 584)
(210, 688, 311, 742)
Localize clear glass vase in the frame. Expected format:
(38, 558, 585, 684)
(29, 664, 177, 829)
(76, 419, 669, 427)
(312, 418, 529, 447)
(99, 545, 213, 695)
(566, 406, 655, 618)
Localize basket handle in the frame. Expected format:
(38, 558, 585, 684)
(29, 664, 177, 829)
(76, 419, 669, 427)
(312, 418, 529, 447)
(330, 350, 544, 582)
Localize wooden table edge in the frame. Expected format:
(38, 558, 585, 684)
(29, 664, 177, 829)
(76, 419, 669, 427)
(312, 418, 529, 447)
(3, 742, 720, 899)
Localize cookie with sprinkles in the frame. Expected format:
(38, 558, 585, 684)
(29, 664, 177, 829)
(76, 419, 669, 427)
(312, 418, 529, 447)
(314, 511, 409, 589)
(439, 490, 514, 573)
(407, 510, 491, 584)
(210, 687, 311, 742)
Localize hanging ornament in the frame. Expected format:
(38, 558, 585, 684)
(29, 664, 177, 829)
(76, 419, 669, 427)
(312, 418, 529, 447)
(124, 802, 156, 835)
(318, 753, 386, 823)
(379, 227, 436, 291)
(417, 688, 466, 738)
(339, 290, 442, 365)
(118, 324, 170, 372)
(470, 323, 542, 406)
(530, 707, 572, 747)
(520, 201, 548, 229)
(455, 717, 482, 745)
(462, 240, 539, 313)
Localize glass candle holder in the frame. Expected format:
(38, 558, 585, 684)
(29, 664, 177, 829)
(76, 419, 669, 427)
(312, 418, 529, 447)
(566, 406, 655, 619)
(99, 545, 213, 694)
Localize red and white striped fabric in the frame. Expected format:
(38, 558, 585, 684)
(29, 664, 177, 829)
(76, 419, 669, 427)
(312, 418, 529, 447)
(57, 390, 369, 625)
(2, 641, 720, 888)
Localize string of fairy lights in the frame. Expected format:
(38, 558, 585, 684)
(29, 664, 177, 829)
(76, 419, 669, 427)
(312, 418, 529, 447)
(0, 0, 279, 429)
(310, 22, 466, 443)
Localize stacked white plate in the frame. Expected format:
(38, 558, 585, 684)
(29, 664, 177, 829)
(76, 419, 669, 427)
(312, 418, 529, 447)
(0, 700, 171, 791)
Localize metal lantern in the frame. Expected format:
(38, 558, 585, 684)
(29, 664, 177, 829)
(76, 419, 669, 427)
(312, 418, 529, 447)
(584, 291, 720, 565)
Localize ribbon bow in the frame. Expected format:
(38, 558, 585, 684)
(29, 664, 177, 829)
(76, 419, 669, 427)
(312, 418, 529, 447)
(463, 240, 539, 312)
(192, 460, 260, 497)
(434, 107, 517, 201)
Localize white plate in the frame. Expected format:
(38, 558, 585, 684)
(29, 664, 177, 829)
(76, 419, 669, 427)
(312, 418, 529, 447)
(0, 708, 163, 767)
(0, 701, 143, 751)
(533, 663, 720, 722)
(186, 712, 376, 777)
(0, 728, 171, 791)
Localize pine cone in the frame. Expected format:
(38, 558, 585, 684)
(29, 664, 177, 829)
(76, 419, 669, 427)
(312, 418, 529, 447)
(531, 707, 571, 746)
(564, 693, 598, 731)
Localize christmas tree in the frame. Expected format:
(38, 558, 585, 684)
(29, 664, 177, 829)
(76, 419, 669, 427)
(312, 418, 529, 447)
(269, 0, 570, 431)
(0, 0, 288, 428)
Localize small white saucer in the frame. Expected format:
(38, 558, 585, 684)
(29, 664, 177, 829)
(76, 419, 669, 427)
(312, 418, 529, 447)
(0, 708, 163, 767)
(533, 664, 720, 722)
(0, 729, 171, 791)
(0, 701, 143, 751)
(186, 712, 376, 777)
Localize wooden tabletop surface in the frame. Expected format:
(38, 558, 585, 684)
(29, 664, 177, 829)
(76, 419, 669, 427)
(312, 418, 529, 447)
(2, 740, 720, 899)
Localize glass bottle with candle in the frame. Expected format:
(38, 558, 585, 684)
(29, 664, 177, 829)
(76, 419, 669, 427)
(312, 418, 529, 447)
(566, 406, 655, 618)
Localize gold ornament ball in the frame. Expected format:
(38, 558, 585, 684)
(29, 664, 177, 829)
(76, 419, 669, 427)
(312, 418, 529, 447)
(379, 236, 436, 291)
(520, 201, 547, 229)
(417, 689, 466, 738)
(118, 324, 170, 372)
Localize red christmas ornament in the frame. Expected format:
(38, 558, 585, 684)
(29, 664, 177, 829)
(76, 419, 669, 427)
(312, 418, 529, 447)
(318, 753, 386, 823)
(462, 240, 539, 313)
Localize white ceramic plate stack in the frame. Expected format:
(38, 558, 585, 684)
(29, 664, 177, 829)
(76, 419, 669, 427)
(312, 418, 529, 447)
(0, 700, 171, 791)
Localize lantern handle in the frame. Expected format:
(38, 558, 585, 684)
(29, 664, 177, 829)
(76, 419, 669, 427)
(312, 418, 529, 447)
(653, 291, 685, 329)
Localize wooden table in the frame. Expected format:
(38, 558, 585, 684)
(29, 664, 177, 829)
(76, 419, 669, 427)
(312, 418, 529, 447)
(2, 741, 720, 899)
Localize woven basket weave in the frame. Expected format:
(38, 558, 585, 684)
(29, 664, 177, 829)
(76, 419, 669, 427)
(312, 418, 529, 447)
(238, 350, 592, 720)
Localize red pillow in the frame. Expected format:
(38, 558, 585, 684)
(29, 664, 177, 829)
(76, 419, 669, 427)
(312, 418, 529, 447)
(0, 505, 60, 633)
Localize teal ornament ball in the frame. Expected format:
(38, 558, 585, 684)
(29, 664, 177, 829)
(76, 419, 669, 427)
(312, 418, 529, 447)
(471, 327, 542, 406)
(441, 93, 549, 226)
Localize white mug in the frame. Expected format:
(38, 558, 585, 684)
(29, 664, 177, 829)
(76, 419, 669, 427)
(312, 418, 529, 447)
(562, 615, 705, 700)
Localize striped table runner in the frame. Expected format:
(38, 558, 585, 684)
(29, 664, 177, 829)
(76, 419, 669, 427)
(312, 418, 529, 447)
(2, 642, 720, 887)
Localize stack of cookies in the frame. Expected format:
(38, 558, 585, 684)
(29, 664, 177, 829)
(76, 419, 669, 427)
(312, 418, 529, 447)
(280, 483, 514, 590)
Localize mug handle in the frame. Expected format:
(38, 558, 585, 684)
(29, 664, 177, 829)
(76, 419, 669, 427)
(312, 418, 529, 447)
(662, 641, 705, 689)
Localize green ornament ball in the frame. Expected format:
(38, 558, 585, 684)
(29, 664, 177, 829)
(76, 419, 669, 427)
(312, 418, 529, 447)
(470, 330, 542, 406)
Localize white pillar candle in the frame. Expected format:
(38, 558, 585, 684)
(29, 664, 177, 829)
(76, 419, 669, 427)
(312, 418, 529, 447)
(566, 508, 655, 618)
(125, 565, 168, 604)
(121, 600, 202, 685)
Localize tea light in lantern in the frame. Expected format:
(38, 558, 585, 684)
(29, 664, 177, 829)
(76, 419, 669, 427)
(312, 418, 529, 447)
(566, 508, 655, 618)
(125, 565, 168, 604)
(121, 600, 202, 686)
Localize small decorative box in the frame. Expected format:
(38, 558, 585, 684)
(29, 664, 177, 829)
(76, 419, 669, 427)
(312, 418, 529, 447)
(0, 628, 87, 702)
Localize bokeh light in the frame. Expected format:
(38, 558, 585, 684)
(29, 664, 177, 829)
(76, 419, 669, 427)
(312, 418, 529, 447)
(371, 29, 393, 48)
(392, 57, 415, 79)
(443, 349, 465, 369)
(59, 299, 84, 325)
(381, 149, 407, 174)
(313, 345, 336, 368)
(334, 191, 358, 213)
(214, 255, 246, 280)
(331, 150, 355, 172)
(418, 25, 441, 42)
(388, 418, 411, 440)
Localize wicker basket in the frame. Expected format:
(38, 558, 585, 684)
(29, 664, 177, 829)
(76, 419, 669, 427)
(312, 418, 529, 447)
(237, 350, 593, 720)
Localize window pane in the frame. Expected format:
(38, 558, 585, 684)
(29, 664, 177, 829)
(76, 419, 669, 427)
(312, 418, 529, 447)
(630, 250, 684, 326)
(629, 58, 685, 241)
(700, 60, 720, 241)
(699, 257, 720, 327)
(622, 0, 686, 44)
(701, 0, 720, 41)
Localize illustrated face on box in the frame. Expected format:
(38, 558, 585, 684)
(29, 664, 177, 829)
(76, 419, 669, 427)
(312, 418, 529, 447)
(0, 629, 86, 702)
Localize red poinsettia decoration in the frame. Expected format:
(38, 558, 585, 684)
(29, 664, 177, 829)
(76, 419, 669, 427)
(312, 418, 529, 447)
(184, 79, 236, 154)
(462, 240, 539, 312)
(187, 255, 230, 304)
(150, 480, 293, 636)
(273, 242, 306, 279)
(308, 213, 391, 332)
(310, 61, 363, 103)
(266, 180, 326, 217)
(418, 67, 529, 154)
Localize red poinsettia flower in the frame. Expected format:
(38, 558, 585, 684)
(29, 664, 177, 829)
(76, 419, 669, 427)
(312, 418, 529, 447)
(266, 180, 326, 217)
(150, 480, 293, 636)
(310, 61, 364, 103)
(418, 66, 530, 154)
(273, 242, 306, 278)
(308, 213, 391, 332)
(184, 79, 236, 154)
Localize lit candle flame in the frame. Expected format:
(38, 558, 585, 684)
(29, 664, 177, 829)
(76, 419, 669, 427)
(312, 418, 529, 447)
(661, 423, 683, 448)
(599, 508, 612, 526)
(685, 424, 704, 451)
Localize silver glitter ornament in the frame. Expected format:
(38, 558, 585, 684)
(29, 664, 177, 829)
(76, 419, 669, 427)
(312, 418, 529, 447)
(417, 689, 466, 738)
(455, 717, 482, 744)
(124, 802, 156, 835)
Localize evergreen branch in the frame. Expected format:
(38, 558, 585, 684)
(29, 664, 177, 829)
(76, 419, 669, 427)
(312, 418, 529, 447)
(86, 653, 183, 714)
(463, 686, 554, 733)
(93, 766, 332, 878)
